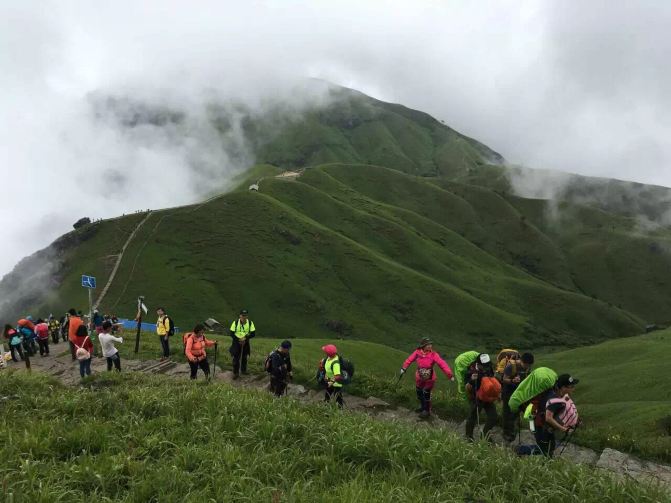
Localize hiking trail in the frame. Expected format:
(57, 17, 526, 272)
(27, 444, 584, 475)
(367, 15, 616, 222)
(10, 350, 671, 492)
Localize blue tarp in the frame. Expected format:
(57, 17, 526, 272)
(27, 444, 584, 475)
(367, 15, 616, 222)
(118, 319, 180, 333)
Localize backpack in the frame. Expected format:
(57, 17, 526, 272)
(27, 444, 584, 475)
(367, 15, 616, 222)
(75, 336, 91, 361)
(495, 349, 519, 379)
(547, 394, 579, 428)
(264, 351, 277, 373)
(318, 356, 354, 385)
(476, 376, 501, 403)
(164, 317, 175, 336)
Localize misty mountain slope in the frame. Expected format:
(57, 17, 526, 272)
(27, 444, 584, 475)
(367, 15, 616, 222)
(4, 163, 644, 352)
(0, 213, 146, 319)
(508, 196, 671, 322)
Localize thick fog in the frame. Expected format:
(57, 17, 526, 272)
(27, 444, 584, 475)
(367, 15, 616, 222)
(2, 1, 670, 277)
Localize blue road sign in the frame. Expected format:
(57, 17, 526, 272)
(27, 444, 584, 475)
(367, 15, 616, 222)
(81, 275, 97, 289)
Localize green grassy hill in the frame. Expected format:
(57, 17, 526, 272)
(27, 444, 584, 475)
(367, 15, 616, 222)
(0, 371, 665, 502)
(4, 84, 671, 349)
(3, 163, 648, 353)
(541, 328, 671, 461)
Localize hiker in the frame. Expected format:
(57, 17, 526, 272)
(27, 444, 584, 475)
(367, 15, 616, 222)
(501, 352, 534, 441)
(72, 324, 94, 378)
(464, 353, 499, 441)
(92, 310, 104, 334)
(67, 309, 84, 361)
(532, 374, 580, 457)
(60, 314, 69, 342)
(267, 340, 293, 396)
(98, 320, 123, 372)
(3, 325, 23, 362)
(17, 319, 37, 356)
(320, 344, 344, 408)
(185, 324, 216, 380)
(48, 315, 61, 344)
(34, 319, 50, 356)
(156, 307, 174, 361)
(228, 309, 256, 379)
(400, 337, 454, 418)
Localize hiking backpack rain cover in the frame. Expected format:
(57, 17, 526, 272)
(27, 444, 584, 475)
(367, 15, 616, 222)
(507, 367, 558, 413)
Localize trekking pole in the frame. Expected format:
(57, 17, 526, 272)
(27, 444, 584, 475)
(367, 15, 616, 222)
(557, 424, 579, 457)
(211, 342, 218, 382)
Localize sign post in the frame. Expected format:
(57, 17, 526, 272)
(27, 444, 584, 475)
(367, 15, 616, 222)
(81, 274, 97, 332)
(134, 296, 147, 354)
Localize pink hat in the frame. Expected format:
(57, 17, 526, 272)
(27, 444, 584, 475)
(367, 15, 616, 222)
(321, 344, 338, 357)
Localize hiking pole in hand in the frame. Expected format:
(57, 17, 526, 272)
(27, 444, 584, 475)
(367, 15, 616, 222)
(396, 367, 406, 384)
(557, 423, 580, 457)
(211, 342, 218, 382)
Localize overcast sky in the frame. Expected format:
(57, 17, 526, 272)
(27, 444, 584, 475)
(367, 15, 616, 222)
(2, 1, 670, 277)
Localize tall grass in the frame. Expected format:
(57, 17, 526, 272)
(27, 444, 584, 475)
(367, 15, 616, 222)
(0, 371, 666, 502)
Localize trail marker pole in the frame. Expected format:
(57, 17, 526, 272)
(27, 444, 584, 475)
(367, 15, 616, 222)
(134, 296, 146, 354)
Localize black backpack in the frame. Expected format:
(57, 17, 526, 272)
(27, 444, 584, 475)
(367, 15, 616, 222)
(318, 356, 354, 385)
(264, 351, 277, 373)
(164, 317, 175, 336)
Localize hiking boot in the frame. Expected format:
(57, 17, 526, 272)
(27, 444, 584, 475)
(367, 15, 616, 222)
(241, 370, 249, 375)
(233, 373, 240, 380)
(419, 410, 430, 419)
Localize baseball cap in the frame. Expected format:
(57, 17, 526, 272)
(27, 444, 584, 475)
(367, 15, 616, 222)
(280, 340, 292, 350)
(240, 309, 249, 315)
(556, 374, 579, 387)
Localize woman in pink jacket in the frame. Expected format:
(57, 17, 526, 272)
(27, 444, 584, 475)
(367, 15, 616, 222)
(400, 338, 454, 418)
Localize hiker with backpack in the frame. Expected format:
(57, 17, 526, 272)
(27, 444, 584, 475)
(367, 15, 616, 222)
(228, 309, 256, 379)
(266, 340, 293, 396)
(464, 353, 500, 441)
(72, 324, 94, 378)
(319, 344, 346, 408)
(530, 374, 580, 457)
(34, 319, 50, 356)
(501, 352, 534, 442)
(185, 324, 216, 380)
(3, 325, 23, 362)
(156, 307, 174, 361)
(98, 320, 123, 372)
(399, 337, 454, 418)
(17, 318, 37, 357)
(67, 309, 84, 361)
(48, 315, 60, 344)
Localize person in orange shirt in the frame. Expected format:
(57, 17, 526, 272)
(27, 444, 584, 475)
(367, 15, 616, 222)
(67, 308, 84, 361)
(185, 324, 216, 380)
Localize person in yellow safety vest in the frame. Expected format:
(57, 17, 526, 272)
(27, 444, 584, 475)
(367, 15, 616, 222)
(321, 344, 344, 408)
(228, 309, 256, 379)
(156, 307, 174, 361)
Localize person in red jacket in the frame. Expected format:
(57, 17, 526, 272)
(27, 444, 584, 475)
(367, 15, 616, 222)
(185, 324, 216, 380)
(400, 338, 454, 418)
(34, 319, 50, 356)
(72, 324, 94, 378)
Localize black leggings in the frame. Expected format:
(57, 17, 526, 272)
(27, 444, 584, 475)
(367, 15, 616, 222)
(37, 338, 49, 356)
(106, 353, 121, 372)
(189, 359, 210, 379)
(324, 387, 344, 408)
(465, 400, 498, 440)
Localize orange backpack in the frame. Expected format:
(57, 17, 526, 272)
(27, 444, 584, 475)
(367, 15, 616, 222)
(477, 377, 502, 403)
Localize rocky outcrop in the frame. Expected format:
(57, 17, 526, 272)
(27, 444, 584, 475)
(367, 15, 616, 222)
(596, 448, 671, 488)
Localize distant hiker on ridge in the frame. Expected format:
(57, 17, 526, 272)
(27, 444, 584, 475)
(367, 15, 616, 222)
(156, 307, 175, 361)
(400, 338, 454, 418)
(229, 309, 256, 379)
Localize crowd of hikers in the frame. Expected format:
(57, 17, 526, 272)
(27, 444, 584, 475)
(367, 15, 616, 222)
(2, 307, 579, 458)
